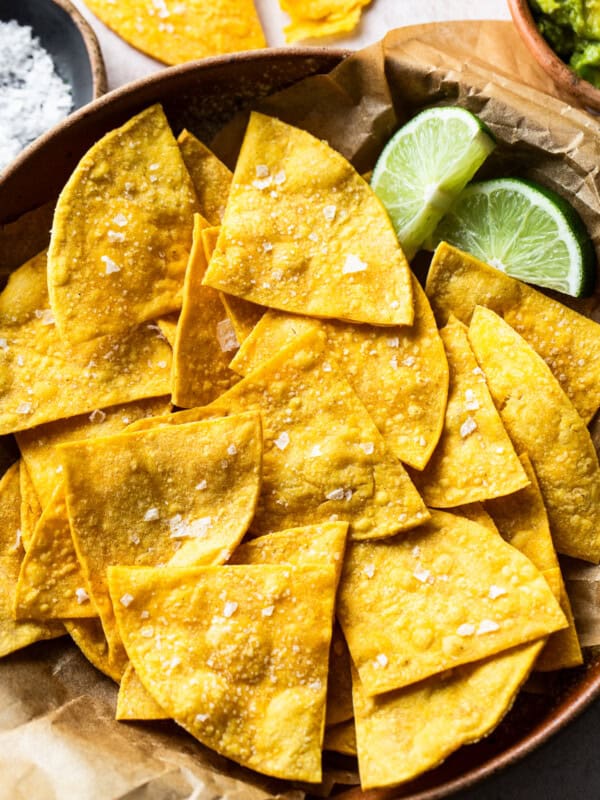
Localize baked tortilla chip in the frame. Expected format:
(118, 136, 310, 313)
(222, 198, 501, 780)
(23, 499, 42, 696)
(323, 719, 357, 756)
(281, 0, 371, 42)
(109, 564, 336, 782)
(352, 640, 543, 789)
(82, 0, 266, 65)
(65, 618, 127, 682)
(117, 663, 167, 721)
(411, 316, 528, 506)
(62, 412, 262, 660)
(203, 112, 414, 327)
(156, 314, 179, 348)
(0, 463, 63, 657)
(453, 502, 499, 534)
(537, 568, 583, 671)
(172, 214, 239, 407)
(326, 625, 354, 728)
(19, 462, 41, 550)
(0, 250, 172, 436)
(230, 277, 448, 470)
(178, 130, 232, 225)
(469, 306, 600, 563)
(337, 509, 566, 696)
(427, 242, 600, 423)
(220, 293, 265, 345)
(48, 105, 199, 343)
(15, 482, 96, 620)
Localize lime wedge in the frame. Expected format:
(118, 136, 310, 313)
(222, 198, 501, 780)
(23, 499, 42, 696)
(431, 178, 596, 297)
(371, 106, 495, 260)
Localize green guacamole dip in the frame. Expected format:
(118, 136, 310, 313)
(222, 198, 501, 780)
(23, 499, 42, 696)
(531, 0, 600, 86)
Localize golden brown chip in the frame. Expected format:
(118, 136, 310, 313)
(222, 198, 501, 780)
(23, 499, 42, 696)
(220, 292, 265, 344)
(116, 663, 168, 721)
(469, 306, 600, 563)
(65, 618, 127, 682)
(81, 0, 266, 65)
(452, 502, 499, 534)
(537, 568, 583, 671)
(337, 509, 566, 696)
(326, 624, 354, 728)
(0, 250, 172, 436)
(178, 130, 232, 225)
(427, 242, 600, 423)
(411, 316, 528, 506)
(171, 214, 239, 408)
(19, 461, 41, 550)
(48, 105, 200, 343)
(156, 314, 179, 348)
(323, 719, 357, 756)
(109, 564, 336, 782)
(203, 112, 414, 327)
(281, 0, 372, 42)
(230, 277, 448, 470)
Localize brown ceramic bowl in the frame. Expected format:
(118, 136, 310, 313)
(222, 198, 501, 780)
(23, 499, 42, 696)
(1, 45, 600, 800)
(507, 0, 600, 111)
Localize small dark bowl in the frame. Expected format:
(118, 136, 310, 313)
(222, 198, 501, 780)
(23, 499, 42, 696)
(0, 0, 106, 111)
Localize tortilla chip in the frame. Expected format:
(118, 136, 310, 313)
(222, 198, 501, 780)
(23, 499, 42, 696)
(0, 250, 172, 436)
(109, 564, 336, 782)
(62, 412, 262, 660)
(81, 0, 266, 65)
(178, 130, 232, 225)
(19, 461, 41, 550)
(203, 112, 414, 327)
(281, 0, 372, 42)
(14, 483, 96, 620)
(64, 618, 127, 682)
(326, 625, 354, 728)
(16, 397, 171, 508)
(537, 568, 583, 671)
(48, 105, 199, 344)
(0, 463, 63, 657)
(117, 662, 168, 721)
(220, 293, 265, 344)
(337, 509, 566, 696)
(453, 502, 499, 534)
(427, 242, 600, 424)
(323, 719, 357, 756)
(411, 316, 529, 506)
(172, 214, 239, 407)
(230, 277, 448, 470)
(156, 314, 179, 348)
(468, 306, 600, 563)
(198, 329, 428, 539)
(352, 640, 543, 789)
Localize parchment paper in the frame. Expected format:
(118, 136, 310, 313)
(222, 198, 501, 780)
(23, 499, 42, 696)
(3, 19, 600, 800)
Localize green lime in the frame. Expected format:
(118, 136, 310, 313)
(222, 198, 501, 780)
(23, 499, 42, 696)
(371, 106, 495, 260)
(431, 178, 595, 297)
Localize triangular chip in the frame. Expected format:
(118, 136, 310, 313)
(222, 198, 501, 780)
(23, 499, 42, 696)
(14, 483, 96, 620)
(48, 105, 200, 343)
(537, 568, 583, 671)
(323, 719, 357, 756)
(0, 251, 172, 436)
(468, 305, 600, 562)
(281, 0, 371, 42)
(172, 214, 239, 407)
(64, 618, 127, 682)
(427, 242, 600, 423)
(62, 412, 262, 660)
(0, 463, 63, 657)
(156, 314, 179, 347)
(411, 316, 529, 506)
(230, 277, 448, 470)
(203, 112, 414, 327)
(178, 130, 232, 224)
(19, 462, 41, 550)
(326, 624, 354, 728)
(453, 501, 499, 534)
(337, 509, 566, 696)
(352, 640, 543, 789)
(117, 663, 167, 721)
(109, 564, 336, 782)
(220, 292, 265, 344)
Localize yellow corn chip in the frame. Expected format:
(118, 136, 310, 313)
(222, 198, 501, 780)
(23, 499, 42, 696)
(172, 214, 239, 408)
(16, 397, 171, 508)
(230, 277, 448, 470)
(469, 306, 600, 563)
(48, 105, 199, 344)
(453, 502, 499, 534)
(337, 509, 566, 696)
(156, 314, 179, 348)
(81, 0, 266, 65)
(326, 624, 354, 728)
(199, 329, 428, 539)
(19, 461, 41, 550)
(109, 564, 336, 782)
(117, 663, 167, 721)
(427, 242, 600, 423)
(178, 130, 232, 225)
(537, 568, 583, 671)
(323, 719, 357, 756)
(65, 618, 127, 682)
(203, 112, 414, 327)
(14, 483, 96, 620)
(282, 0, 372, 42)
(0, 462, 63, 657)
(0, 250, 172, 436)
(352, 640, 543, 789)
(62, 412, 262, 660)
(220, 292, 265, 344)
(411, 316, 528, 507)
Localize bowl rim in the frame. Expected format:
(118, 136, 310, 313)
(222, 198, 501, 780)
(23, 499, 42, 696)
(50, 0, 107, 99)
(507, 0, 600, 110)
(2, 41, 600, 800)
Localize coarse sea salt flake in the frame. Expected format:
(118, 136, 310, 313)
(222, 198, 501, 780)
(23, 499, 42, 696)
(413, 566, 433, 584)
(261, 605, 275, 617)
(375, 653, 388, 668)
(195, 713, 210, 724)
(216, 318, 239, 353)
(107, 230, 125, 243)
(342, 254, 367, 274)
(488, 585, 507, 600)
(16, 402, 32, 414)
(144, 507, 160, 522)
(195, 479, 207, 490)
(227, 444, 237, 456)
(363, 563, 375, 578)
(140, 625, 154, 638)
(387, 337, 399, 348)
(0, 338, 8, 350)
(326, 488, 345, 501)
(274, 431, 290, 451)
(75, 588, 89, 604)
(309, 444, 322, 458)
(323, 204, 337, 221)
(34, 309, 55, 325)
(101, 255, 121, 275)
(89, 409, 106, 423)
(477, 619, 500, 635)
(460, 416, 477, 438)
(223, 601, 238, 618)
(113, 213, 128, 227)
(360, 442, 375, 455)
(457, 623, 476, 637)
(120, 593, 135, 607)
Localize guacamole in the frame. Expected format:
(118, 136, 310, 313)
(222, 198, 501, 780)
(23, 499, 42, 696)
(531, 0, 600, 86)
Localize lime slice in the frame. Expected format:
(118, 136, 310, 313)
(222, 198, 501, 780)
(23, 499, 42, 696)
(371, 106, 495, 260)
(431, 178, 595, 297)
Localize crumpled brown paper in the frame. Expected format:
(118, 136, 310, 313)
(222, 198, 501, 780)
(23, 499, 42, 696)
(3, 18, 600, 800)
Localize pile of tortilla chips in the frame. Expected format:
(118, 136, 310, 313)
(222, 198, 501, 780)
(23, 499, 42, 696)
(2, 102, 600, 791)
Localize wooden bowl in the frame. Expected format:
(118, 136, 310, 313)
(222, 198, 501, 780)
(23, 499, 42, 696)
(1, 46, 600, 800)
(507, 0, 600, 111)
